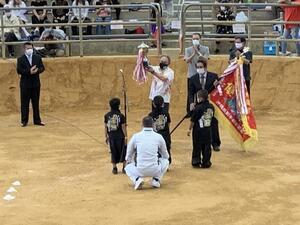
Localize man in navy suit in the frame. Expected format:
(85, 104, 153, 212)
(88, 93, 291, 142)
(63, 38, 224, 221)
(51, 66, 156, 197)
(188, 57, 221, 151)
(17, 42, 45, 127)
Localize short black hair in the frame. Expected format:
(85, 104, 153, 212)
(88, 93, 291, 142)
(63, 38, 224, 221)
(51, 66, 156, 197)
(197, 89, 209, 101)
(196, 56, 208, 68)
(160, 54, 171, 65)
(109, 98, 120, 110)
(192, 33, 201, 38)
(24, 42, 33, 47)
(153, 95, 164, 108)
(235, 36, 246, 43)
(142, 116, 153, 128)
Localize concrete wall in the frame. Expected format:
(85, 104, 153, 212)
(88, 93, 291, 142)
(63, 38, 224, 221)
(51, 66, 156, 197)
(0, 56, 299, 114)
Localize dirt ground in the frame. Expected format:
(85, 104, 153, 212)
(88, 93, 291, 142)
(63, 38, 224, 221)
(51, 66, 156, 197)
(0, 108, 299, 225)
(0, 56, 299, 225)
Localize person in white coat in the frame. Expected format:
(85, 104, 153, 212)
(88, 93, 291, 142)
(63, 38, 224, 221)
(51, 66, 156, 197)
(125, 116, 169, 190)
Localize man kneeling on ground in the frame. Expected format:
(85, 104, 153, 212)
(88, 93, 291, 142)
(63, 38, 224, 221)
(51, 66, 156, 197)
(125, 116, 169, 190)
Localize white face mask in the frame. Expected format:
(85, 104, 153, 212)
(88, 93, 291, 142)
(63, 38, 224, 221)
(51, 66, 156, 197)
(25, 48, 33, 56)
(235, 43, 243, 49)
(5, 12, 11, 17)
(197, 68, 205, 75)
(220, 6, 226, 11)
(192, 39, 200, 46)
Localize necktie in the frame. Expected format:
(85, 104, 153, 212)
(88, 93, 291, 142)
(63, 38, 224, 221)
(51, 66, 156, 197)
(200, 74, 205, 89)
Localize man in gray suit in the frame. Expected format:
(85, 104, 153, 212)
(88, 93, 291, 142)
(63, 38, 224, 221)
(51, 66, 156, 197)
(184, 33, 210, 114)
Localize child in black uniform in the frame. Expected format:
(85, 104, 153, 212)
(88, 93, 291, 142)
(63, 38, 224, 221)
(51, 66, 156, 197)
(149, 95, 172, 164)
(104, 98, 127, 174)
(187, 90, 214, 168)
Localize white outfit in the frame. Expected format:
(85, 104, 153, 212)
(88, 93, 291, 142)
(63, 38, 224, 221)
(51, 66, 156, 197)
(71, 0, 89, 20)
(9, 1, 28, 22)
(149, 66, 174, 103)
(125, 128, 169, 184)
(0, 15, 21, 40)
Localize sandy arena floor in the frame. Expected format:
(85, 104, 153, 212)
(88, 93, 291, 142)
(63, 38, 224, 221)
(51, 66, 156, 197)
(0, 56, 299, 225)
(0, 108, 299, 225)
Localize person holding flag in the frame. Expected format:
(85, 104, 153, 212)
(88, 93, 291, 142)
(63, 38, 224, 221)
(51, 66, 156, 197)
(229, 37, 253, 96)
(210, 46, 258, 150)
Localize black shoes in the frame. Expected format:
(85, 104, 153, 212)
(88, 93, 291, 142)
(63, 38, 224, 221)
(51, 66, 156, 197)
(192, 164, 201, 168)
(213, 145, 221, 152)
(20, 122, 27, 127)
(112, 167, 118, 175)
(201, 162, 212, 169)
(34, 122, 46, 126)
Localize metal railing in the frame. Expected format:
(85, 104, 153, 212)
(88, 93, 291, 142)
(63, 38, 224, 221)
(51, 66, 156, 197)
(180, 2, 300, 55)
(0, 4, 162, 58)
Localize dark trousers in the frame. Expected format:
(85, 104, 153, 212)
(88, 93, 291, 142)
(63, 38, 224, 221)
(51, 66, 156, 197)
(192, 140, 212, 166)
(109, 136, 126, 164)
(158, 140, 171, 164)
(5, 32, 18, 54)
(211, 117, 221, 147)
(71, 17, 92, 35)
(246, 79, 250, 97)
(151, 101, 169, 113)
(20, 86, 41, 124)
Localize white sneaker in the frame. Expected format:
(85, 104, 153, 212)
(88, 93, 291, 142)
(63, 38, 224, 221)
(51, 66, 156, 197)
(151, 178, 161, 188)
(134, 178, 144, 190)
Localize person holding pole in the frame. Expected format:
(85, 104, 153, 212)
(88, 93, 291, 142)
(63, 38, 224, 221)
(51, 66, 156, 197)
(187, 90, 215, 168)
(188, 57, 221, 151)
(104, 98, 127, 174)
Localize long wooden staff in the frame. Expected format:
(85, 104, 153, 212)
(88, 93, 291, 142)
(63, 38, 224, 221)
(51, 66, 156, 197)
(119, 69, 128, 123)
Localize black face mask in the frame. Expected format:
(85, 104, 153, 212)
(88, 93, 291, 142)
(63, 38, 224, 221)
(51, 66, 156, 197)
(159, 62, 168, 70)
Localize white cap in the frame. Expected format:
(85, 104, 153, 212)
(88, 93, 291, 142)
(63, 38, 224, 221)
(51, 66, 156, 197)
(138, 42, 149, 49)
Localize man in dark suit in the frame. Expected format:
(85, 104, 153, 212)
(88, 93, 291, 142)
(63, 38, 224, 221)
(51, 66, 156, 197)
(17, 42, 45, 127)
(188, 57, 221, 151)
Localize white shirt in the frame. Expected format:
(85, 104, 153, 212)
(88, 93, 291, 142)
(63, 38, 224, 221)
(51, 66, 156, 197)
(72, 0, 89, 20)
(0, 15, 21, 40)
(149, 66, 174, 103)
(26, 53, 32, 66)
(9, 1, 28, 22)
(126, 128, 169, 169)
(199, 72, 207, 89)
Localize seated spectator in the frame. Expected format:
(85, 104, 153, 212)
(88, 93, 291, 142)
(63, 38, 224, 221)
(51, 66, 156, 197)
(71, 0, 92, 35)
(215, 0, 235, 53)
(9, 0, 27, 22)
(163, 0, 173, 32)
(0, 0, 9, 7)
(37, 27, 66, 57)
(8, 0, 31, 38)
(0, 5, 21, 57)
(95, 0, 112, 35)
(151, 0, 165, 47)
(31, 0, 48, 36)
(52, 0, 69, 33)
(111, 0, 120, 20)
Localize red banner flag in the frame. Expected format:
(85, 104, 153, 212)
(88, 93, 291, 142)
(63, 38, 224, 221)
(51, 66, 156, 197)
(210, 59, 258, 150)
